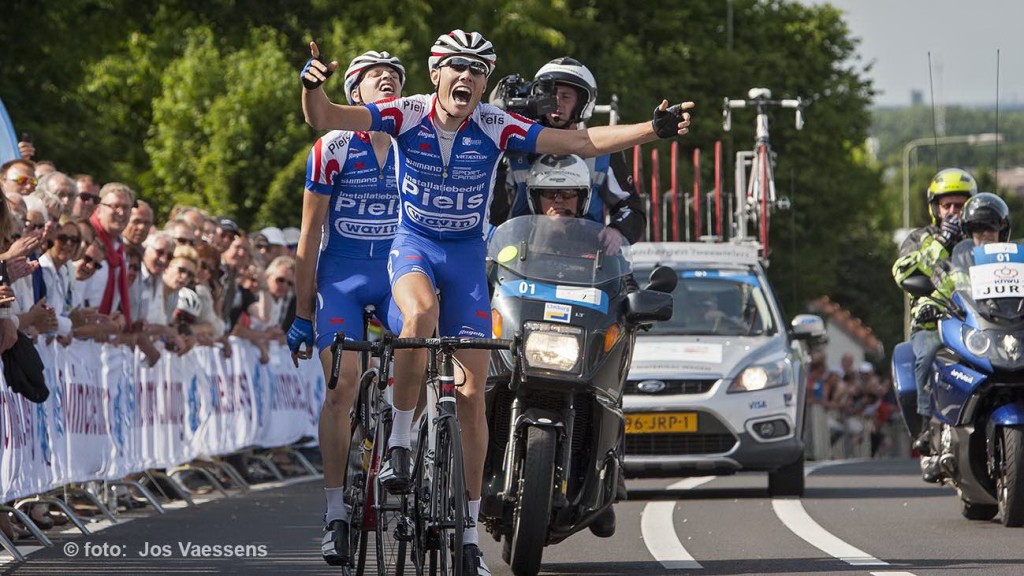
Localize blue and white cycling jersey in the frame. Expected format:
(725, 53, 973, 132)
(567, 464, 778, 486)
(305, 130, 399, 259)
(367, 94, 543, 241)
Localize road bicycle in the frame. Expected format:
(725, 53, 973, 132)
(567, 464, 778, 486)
(722, 87, 804, 258)
(327, 327, 411, 576)
(332, 333, 519, 576)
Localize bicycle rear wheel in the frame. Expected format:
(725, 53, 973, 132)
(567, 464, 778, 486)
(345, 369, 379, 575)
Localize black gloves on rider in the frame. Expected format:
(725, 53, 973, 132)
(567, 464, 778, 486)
(915, 303, 942, 326)
(937, 215, 963, 251)
(652, 104, 685, 139)
(300, 55, 334, 90)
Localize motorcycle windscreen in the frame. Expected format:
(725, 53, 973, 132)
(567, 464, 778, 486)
(953, 242, 1024, 324)
(488, 216, 632, 286)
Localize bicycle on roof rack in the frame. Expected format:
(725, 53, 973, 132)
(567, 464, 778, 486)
(722, 87, 804, 260)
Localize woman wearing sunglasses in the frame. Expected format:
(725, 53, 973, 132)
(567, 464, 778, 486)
(301, 28, 694, 576)
(290, 48, 407, 567)
(38, 217, 82, 343)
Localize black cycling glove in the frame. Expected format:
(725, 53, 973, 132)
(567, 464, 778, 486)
(300, 55, 333, 90)
(915, 304, 942, 325)
(652, 104, 685, 139)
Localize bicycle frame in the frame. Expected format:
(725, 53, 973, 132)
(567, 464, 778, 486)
(723, 88, 803, 260)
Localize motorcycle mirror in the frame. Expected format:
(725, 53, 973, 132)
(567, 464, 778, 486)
(900, 274, 935, 299)
(645, 265, 678, 293)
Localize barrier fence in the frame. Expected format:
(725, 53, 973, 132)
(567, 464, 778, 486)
(1, 338, 325, 504)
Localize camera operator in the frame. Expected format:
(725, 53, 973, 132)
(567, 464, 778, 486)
(490, 57, 647, 253)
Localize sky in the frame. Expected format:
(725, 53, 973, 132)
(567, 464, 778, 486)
(805, 0, 1024, 108)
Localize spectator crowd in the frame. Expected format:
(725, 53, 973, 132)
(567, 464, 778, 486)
(0, 150, 304, 541)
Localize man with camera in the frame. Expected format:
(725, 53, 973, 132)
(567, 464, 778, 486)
(490, 57, 647, 252)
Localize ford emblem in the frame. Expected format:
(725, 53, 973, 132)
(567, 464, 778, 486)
(637, 380, 667, 394)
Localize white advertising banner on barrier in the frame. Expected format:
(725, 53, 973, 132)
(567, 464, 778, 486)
(0, 337, 327, 503)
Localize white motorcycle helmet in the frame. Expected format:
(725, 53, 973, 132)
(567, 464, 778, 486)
(526, 154, 592, 217)
(534, 56, 597, 124)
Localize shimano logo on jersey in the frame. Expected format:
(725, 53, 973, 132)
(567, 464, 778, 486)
(405, 205, 480, 231)
(462, 137, 482, 146)
(337, 176, 379, 187)
(402, 176, 486, 210)
(408, 159, 443, 174)
(334, 195, 399, 216)
(334, 217, 399, 239)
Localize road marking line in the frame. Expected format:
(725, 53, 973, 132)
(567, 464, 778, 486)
(870, 572, 918, 576)
(640, 477, 715, 570)
(771, 499, 887, 566)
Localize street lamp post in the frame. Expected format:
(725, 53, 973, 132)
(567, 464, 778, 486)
(899, 132, 1003, 340)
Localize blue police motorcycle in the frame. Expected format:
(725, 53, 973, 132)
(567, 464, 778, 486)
(893, 241, 1024, 526)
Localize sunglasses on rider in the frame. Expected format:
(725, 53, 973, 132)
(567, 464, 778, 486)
(438, 57, 488, 77)
(538, 189, 580, 201)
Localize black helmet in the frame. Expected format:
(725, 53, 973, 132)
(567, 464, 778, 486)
(961, 192, 1011, 242)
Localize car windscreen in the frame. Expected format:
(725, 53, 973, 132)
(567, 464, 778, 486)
(637, 268, 777, 336)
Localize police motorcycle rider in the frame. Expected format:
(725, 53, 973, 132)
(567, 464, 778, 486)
(485, 153, 631, 539)
(491, 57, 647, 254)
(287, 49, 405, 567)
(892, 168, 976, 481)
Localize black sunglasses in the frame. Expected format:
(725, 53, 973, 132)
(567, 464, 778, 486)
(439, 57, 488, 76)
(77, 192, 101, 204)
(539, 189, 579, 201)
(57, 234, 81, 244)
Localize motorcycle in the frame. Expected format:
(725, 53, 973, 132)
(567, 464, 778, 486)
(480, 216, 676, 575)
(893, 240, 1024, 526)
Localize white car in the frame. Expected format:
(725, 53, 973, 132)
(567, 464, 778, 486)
(623, 242, 825, 496)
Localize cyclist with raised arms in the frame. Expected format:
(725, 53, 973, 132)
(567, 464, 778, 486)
(502, 57, 647, 253)
(301, 29, 693, 576)
(287, 49, 405, 567)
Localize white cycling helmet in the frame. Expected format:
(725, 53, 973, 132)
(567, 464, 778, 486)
(534, 57, 597, 123)
(344, 51, 406, 104)
(526, 154, 592, 217)
(428, 29, 497, 77)
(175, 287, 202, 320)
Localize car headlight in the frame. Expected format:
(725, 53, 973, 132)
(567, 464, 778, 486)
(524, 321, 582, 372)
(728, 359, 789, 393)
(963, 326, 992, 356)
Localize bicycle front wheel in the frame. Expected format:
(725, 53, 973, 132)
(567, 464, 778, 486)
(373, 410, 409, 575)
(435, 415, 466, 576)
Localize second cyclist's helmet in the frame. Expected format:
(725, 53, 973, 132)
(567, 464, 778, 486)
(526, 154, 592, 217)
(534, 57, 598, 124)
(343, 51, 405, 104)
(961, 192, 1012, 242)
(927, 168, 978, 224)
(428, 30, 497, 77)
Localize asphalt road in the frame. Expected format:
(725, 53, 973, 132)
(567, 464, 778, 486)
(4, 458, 1024, 576)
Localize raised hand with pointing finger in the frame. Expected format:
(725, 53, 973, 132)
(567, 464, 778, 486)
(300, 42, 339, 90)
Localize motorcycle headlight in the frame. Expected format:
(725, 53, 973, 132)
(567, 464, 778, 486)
(728, 359, 789, 393)
(524, 321, 582, 372)
(963, 326, 992, 356)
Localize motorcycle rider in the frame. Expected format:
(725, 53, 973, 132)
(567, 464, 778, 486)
(497, 57, 646, 254)
(933, 192, 1012, 297)
(286, 50, 405, 567)
(892, 168, 976, 481)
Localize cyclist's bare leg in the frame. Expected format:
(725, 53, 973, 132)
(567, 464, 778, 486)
(454, 348, 489, 502)
(390, 272, 438, 433)
(318, 348, 360, 493)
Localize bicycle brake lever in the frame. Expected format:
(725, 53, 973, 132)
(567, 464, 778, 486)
(328, 332, 346, 390)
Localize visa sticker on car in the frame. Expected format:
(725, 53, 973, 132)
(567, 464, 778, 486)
(625, 412, 698, 434)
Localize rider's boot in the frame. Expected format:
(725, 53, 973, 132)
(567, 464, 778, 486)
(463, 543, 491, 576)
(913, 416, 933, 456)
(920, 455, 942, 484)
(589, 506, 616, 538)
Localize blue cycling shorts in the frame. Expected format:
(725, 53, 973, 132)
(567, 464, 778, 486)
(386, 230, 490, 338)
(315, 255, 394, 352)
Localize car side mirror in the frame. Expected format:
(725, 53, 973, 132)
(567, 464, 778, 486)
(645, 265, 677, 294)
(900, 274, 935, 299)
(791, 314, 826, 340)
(626, 290, 674, 324)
